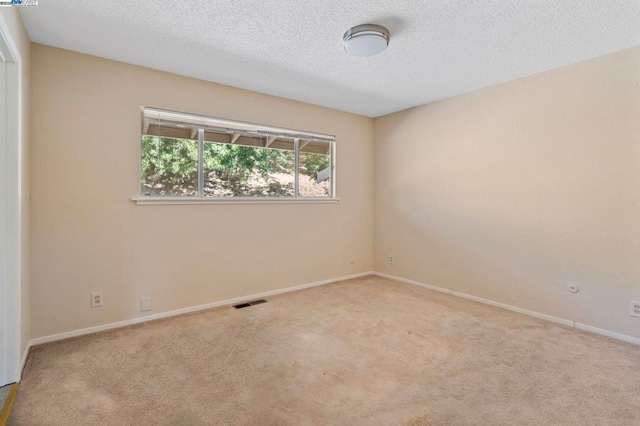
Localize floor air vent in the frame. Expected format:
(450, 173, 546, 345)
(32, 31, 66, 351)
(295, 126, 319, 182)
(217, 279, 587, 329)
(233, 299, 267, 309)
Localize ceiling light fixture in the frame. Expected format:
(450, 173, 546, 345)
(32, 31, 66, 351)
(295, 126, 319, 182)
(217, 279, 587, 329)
(343, 24, 390, 57)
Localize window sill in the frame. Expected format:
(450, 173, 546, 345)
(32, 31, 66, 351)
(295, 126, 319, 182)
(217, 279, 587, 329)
(132, 197, 340, 206)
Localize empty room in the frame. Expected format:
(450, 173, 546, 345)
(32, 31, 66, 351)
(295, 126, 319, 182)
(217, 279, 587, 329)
(1, 1, 639, 425)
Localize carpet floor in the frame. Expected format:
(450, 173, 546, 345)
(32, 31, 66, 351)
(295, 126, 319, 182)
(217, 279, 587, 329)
(10, 275, 640, 425)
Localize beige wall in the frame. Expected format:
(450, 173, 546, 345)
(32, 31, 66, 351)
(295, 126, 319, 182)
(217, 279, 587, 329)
(0, 8, 30, 365)
(30, 44, 374, 339)
(30, 41, 640, 341)
(374, 47, 640, 338)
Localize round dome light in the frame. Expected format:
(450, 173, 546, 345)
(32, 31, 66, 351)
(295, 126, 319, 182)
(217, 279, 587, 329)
(343, 24, 390, 57)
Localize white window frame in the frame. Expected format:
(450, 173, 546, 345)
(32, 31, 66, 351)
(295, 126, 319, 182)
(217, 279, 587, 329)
(133, 107, 338, 205)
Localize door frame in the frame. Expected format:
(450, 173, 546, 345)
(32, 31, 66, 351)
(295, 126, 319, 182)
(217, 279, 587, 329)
(0, 12, 24, 385)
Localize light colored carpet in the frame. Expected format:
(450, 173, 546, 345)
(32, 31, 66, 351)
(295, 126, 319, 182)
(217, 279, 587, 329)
(10, 275, 640, 425)
(0, 384, 12, 416)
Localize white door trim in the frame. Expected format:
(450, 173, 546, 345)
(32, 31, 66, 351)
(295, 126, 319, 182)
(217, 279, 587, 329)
(0, 11, 23, 385)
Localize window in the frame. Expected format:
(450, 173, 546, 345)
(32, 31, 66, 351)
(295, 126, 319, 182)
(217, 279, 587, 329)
(139, 108, 335, 202)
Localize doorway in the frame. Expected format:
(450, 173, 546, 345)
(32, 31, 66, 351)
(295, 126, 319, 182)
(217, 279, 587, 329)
(0, 15, 23, 386)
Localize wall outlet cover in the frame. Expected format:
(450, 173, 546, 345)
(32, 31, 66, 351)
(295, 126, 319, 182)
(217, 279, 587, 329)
(141, 296, 152, 312)
(631, 300, 640, 318)
(90, 292, 103, 308)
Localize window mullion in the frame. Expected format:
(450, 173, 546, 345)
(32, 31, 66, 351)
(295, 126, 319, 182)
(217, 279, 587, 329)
(294, 138, 300, 198)
(331, 141, 336, 198)
(197, 128, 204, 197)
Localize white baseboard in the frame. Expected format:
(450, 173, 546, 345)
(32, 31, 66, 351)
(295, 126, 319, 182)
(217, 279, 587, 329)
(28, 271, 374, 348)
(375, 272, 640, 346)
(20, 343, 30, 379)
(574, 322, 640, 345)
(21, 269, 638, 378)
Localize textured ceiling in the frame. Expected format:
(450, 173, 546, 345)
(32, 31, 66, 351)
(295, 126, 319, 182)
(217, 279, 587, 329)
(21, 1, 640, 117)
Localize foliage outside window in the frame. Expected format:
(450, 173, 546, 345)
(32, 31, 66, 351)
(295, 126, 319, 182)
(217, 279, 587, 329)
(140, 108, 334, 199)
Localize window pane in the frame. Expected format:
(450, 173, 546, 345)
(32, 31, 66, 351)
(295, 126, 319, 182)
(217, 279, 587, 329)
(203, 142, 295, 197)
(298, 146, 331, 197)
(140, 135, 198, 196)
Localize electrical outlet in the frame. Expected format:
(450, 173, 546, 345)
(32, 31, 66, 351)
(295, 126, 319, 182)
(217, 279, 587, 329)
(90, 292, 103, 308)
(631, 300, 640, 318)
(141, 296, 152, 312)
(389, 255, 394, 265)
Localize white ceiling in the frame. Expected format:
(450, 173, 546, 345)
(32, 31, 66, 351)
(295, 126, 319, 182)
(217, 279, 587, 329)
(21, 1, 640, 117)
